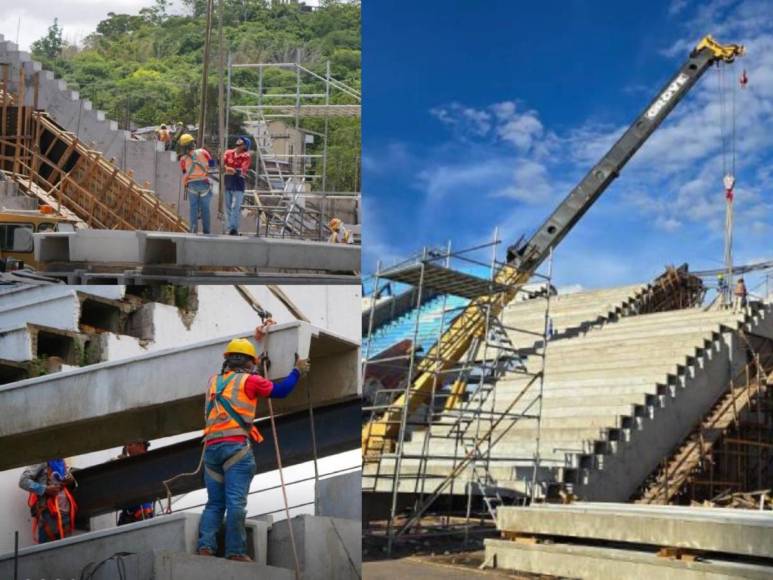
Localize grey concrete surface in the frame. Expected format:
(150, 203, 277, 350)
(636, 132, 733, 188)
(316, 470, 362, 521)
(267, 515, 361, 580)
(0, 321, 359, 469)
(495, 503, 773, 558)
(153, 551, 293, 580)
(484, 538, 773, 580)
(34, 230, 360, 273)
(0, 513, 265, 580)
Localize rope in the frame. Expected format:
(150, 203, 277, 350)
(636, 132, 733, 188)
(162, 444, 206, 515)
(262, 337, 302, 580)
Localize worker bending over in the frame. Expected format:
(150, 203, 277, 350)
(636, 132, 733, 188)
(179, 133, 214, 234)
(196, 325, 310, 561)
(223, 137, 252, 236)
(19, 459, 77, 544)
(328, 217, 353, 244)
(116, 440, 155, 525)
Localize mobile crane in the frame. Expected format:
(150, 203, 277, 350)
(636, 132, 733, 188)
(362, 35, 746, 453)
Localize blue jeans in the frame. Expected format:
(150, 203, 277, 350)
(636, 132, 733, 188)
(224, 189, 245, 233)
(197, 442, 256, 557)
(37, 509, 71, 543)
(187, 180, 212, 234)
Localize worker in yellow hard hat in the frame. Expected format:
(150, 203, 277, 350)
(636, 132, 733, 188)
(178, 133, 214, 234)
(327, 217, 353, 244)
(196, 322, 310, 562)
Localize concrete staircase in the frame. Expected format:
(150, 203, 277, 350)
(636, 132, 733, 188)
(363, 290, 773, 503)
(501, 283, 648, 351)
(0, 34, 183, 213)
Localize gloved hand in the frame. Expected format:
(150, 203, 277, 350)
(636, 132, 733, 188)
(254, 319, 276, 341)
(294, 354, 310, 375)
(44, 484, 62, 497)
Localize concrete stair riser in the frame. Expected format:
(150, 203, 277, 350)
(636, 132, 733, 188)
(0, 39, 186, 219)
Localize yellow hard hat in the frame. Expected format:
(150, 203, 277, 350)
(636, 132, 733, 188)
(329, 218, 342, 231)
(224, 338, 257, 361)
(178, 133, 195, 147)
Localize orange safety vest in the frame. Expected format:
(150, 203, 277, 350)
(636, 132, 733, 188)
(203, 372, 264, 443)
(182, 149, 210, 185)
(27, 468, 77, 543)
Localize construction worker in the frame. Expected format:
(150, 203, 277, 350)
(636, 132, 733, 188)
(19, 459, 77, 544)
(116, 440, 155, 526)
(223, 137, 252, 236)
(196, 324, 310, 561)
(328, 217, 353, 244)
(734, 277, 748, 313)
(717, 273, 728, 307)
(178, 133, 214, 234)
(156, 124, 172, 150)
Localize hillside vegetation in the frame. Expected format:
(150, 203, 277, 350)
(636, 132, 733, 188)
(32, 0, 360, 191)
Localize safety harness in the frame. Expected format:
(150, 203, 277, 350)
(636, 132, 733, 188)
(203, 373, 263, 483)
(27, 467, 77, 543)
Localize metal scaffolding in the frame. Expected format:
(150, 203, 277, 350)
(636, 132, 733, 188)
(362, 234, 554, 554)
(227, 60, 360, 241)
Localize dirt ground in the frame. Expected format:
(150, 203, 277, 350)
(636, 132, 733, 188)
(363, 551, 543, 579)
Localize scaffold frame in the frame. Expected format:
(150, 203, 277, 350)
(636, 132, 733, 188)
(361, 232, 555, 555)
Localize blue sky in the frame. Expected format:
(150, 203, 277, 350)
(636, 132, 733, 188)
(363, 0, 773, 295)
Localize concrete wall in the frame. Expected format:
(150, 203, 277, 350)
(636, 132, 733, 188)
(316, 470, 361, 521)
(267, 515, 361, 580)
(0, 513, 276, 580)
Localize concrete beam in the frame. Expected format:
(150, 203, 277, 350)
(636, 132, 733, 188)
(0, 513, 285, 579)
(484, 538, 773, 580)
(34, 231, 361, 274)
(495, 503, 773, 558)
(0, 321, 360, 470)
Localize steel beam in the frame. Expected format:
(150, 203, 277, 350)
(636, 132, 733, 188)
(72, 399, 360, 523)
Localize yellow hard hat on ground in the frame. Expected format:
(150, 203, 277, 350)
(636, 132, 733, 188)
(224, 338, 257, 361)
(178, 133, 195, 147)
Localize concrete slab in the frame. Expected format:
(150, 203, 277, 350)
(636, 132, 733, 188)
(495, 504, 773, 558)
(141, 232, 360, 271)
(316, 470, 362, 521)
(484, 538, 773, 580)
(35, 230, 361, 273)
(153, 551, 293, 580)
(0, 513, 265, 580)
(267, 515, 361, 580)
(0, 321, 360, 469)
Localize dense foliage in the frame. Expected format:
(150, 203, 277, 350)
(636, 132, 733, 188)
(32, 0, 360, 192)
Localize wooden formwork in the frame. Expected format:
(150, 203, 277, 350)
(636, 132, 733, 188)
(0, 65, 187, 232)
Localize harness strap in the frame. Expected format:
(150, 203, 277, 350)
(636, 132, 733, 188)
(208, 374, 264, 443)
(205, 466, 224, 483)
(223, 445, 252, 471)
(204, 444, 252, 484)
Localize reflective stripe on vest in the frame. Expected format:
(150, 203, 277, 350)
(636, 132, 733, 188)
(184, 149, 209, 182)
(27, 471, 77, 543)
(203, 372, 264, 443)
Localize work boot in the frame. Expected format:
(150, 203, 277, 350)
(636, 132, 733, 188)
(227, 554, 253, 563)
(196, 548, 215, 557)
(229, 229, 238, 236)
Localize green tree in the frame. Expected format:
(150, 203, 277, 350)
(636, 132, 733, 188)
(31, 19, 64, 59)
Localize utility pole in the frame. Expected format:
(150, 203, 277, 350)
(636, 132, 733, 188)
(198, 0, 215, 150)
(217, 0, 226, 220)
